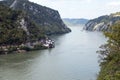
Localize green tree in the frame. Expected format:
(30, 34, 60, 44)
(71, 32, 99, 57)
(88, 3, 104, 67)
(97, 22, 120, 80)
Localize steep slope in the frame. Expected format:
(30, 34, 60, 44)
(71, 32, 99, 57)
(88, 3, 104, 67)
(97, 22, 120, 80)
(84, 13, 120, 31)
(0, 0, 71, 35)
(63, 18, 88, 26)
(0, 5, 54, 54)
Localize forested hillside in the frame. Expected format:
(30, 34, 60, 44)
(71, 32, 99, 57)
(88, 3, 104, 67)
(0, 0, 71, 35)
(97, 22, 120, 80)
(0, 5, 53, 54)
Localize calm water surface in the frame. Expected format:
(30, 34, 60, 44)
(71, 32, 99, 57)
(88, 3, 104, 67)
(0, 26, 106, 80)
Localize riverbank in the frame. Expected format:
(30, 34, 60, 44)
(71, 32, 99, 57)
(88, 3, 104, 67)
(0, 38, 55, 54)
(0, 27, 106, 80)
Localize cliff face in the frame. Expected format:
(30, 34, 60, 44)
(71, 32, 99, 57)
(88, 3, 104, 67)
(84, 13, 120, 31)
(1, 0, 71, 35)
(0, 4, 46, 45)
(0, 5, 55, 54)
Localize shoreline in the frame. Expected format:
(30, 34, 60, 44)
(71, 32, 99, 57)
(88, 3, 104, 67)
(0, 38, 55, 55)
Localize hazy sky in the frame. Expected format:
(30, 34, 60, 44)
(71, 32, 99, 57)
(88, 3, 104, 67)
(29, 0, 120, 19)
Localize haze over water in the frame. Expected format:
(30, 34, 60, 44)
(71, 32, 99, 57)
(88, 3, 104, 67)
(0, 26, 106, 80)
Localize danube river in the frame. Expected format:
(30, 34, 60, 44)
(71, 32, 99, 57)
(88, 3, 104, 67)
(0, 26, 106, 80)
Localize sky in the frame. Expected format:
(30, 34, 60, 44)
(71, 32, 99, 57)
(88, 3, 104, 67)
(29, 0, 120, 19)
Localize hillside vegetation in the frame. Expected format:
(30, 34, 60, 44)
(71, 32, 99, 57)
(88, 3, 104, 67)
(97, 22, 120, 80)
(0, 0, 71, 35)
(0, 5, 52, 54)
(1, 5, 27, 45)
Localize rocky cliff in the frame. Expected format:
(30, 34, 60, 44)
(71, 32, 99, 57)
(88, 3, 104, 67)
(84, 12, 120, 31)
(0, 4, 55, 54)
(1, 0, 71, 35)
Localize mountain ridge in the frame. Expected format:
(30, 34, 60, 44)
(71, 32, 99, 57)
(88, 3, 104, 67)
(0, 4, 52, 54)
(84, 12, 120, 31)
(63, 18, 88, 26)
(0, 0, 71, 35)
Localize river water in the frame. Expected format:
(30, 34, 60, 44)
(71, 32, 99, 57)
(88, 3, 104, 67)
(0, 26, 106, 80)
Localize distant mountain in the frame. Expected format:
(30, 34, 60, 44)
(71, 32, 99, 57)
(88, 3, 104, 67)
(63, 18, 88, 26)
(84, 12, 120, 31)
(0, 0, 71, 35)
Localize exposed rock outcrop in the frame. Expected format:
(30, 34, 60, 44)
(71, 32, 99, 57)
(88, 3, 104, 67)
(1, 0, 71, 35)
(0, 5, 54, 54)
(84, 13, 120, 31)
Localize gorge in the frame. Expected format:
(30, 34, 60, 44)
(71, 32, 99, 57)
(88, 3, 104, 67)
(0, 0, 120, 80)
(0, 0, 71, 53)
(0, 26, 107, 80)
